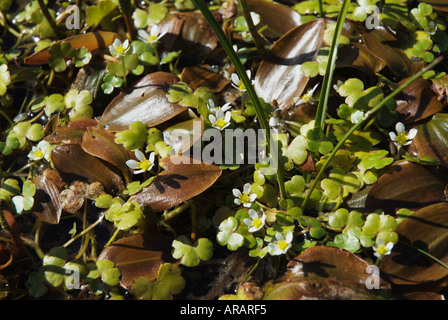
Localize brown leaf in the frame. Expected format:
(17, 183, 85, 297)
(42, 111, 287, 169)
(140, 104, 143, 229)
(254, 18, 325, 109)
(51, 144, 124, 192)
(158, 12, 219, 59)
(395, 77, 444, 124)
(81, 128, 134, 183)
(365, 160, 446, 214)
(44, 118, 98, 145)
(24, 31, 123, 65)
(247, 0, 302, 39)
(336, 43, 387, 78)
(32, 175, 62, 224)
(97, 233, 176, 289)
(263, 246, 390, 300)
(412, 113, 448, 167)
(130, 156, 222, 212)
(180, 66, 230, 93)
(99, 72, 187, 131)
(362, 28, 412, 79)
(380, 203, 448, 286)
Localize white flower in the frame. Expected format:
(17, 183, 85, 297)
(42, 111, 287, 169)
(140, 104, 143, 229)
(294, 83, 319, 105)
(209, 109, 232, 131)
(389, 122, 418, 150)
(138, 25, 166, 44)
(126, 150, 155, 174)
(231, 70, 253, 92)
(373, 237, 394, 259)
(232, 183, 257, 208)
(108, 38, 132, 58)
(243, 209, 266, 233)
(206, 99, 232, 114)
(28, 140, 52, 162)
(268, 232, 293, 256)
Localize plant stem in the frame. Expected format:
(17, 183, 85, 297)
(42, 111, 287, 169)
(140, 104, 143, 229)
(239, 0, 267, 52)
(301, 56, 443, 210)
(36, 0, 64, 38)
(314, 0, 351, 135)
(318, 0, 325, 18)
(192, 0, 286, 199)
(121, 57, 127, 88)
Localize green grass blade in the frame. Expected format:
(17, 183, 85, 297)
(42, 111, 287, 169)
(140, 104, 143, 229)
(314, 0, 351, 134)
(191, 0, 286, 199)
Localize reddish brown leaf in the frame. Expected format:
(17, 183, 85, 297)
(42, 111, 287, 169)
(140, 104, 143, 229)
(32, 175, 62, 225)
(99, 72, 187, 131)
(180, 66, 230, 93)
(51, 144, 124, 192)
(97, 234, 176, 289)
(254, 18, 325, 109)
(395, 77, 444, 124)
(380, 203, 448, 286)
(81, 128, 134, 183)
(365, 160, 446, 214)
(130, 156, 222, 212)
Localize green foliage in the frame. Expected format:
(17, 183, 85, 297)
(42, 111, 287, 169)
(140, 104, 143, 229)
(172, 236, 213, 267)
(115, 121, 148, 150)
(129, 264, 185, 300)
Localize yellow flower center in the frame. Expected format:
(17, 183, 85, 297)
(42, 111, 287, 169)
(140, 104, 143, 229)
(215, 118, 228, 129)
(137, 159, 152, 171)
(377, 245, 388, 256)
(239, 193, 250, 204)
(34, 150, 44, 159)
(396, 132, 408, 146)
(116, 45, 126, 55)
(149, 35, 158, 42)
(238, 82, 246, 91)
(277, 240, 289, 251)
(252, 217, 262, 229)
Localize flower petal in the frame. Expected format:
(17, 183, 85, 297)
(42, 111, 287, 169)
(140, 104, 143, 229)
(407, 128, 418, 140)
(395, 122, 405, 134)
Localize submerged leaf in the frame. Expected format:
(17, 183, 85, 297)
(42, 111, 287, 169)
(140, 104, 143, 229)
(130, 156, 222, 212)
(254, 18, 325, 109)
(99, 72, 187, 131)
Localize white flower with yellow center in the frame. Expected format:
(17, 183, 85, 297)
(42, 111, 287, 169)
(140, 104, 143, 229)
(294, 83, 319, 105)
(243, 209, 266, 233)
(138, 26, 166, 44)
(373, 237, 394, 259)
(233, 183, 257, 208)
(109, 38, 132, 58)
(28, 140, 52, 162)
(389, 122, 418, 150)
(126, 150, 155, 174)
(269, 232, 293, 256)
(231, 70, 253, 92)
(209, 109, 232, 131)
(206, 99, 232, 115)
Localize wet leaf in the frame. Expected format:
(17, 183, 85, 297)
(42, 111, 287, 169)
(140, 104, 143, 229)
(254, 18, 325, 109)
(44, 118, 98, 145)
(247, 0, 302, 39)
(24, 31, 123, 65)
(99, 72, 187, 131)
(51, 144, 124, 192)
(97, 234, 176, 289)
(380, 203, 448, 286)
(32, 175, 62, 225)
(363, 28, 412, 79)
(395, 77, 444, 123)
(412, 113, 448, 167)
(365, 160, 445, 214)
(336, 43, 387, 78)
(180, 66, 230, 93)
(158, 12, 219, 59)
(263, 246, 390, 299)
(163, 119, 204, 155)
(130, 156, 222, 212)
(81, 128, 134, 183)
